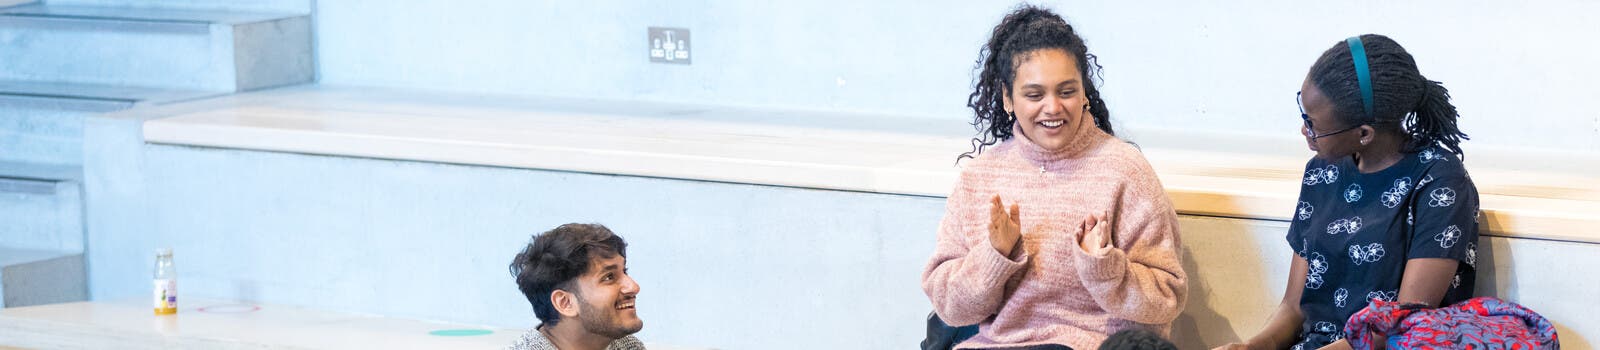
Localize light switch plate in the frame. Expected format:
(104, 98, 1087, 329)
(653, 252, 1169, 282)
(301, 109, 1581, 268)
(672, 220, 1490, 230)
(648, 27, 691, 65)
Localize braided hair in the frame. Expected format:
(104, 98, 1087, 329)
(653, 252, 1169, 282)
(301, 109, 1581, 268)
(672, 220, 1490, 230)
(1309, 34, 1469, 157)
(961, 4, 1112, 161)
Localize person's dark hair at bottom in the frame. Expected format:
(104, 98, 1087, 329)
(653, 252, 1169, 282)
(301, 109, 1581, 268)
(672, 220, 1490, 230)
(1097, 328, 1177, 350)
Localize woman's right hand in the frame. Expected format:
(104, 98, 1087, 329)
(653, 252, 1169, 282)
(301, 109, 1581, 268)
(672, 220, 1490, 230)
(988, 195, 1022, 258)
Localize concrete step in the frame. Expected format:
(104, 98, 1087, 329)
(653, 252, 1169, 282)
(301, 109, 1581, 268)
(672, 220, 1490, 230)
(0, 163, 82, 252)
(0, 162, 85, 310)
(0, 3, 312, 92)
(40, 0, 309, 13)
(0, 80, 218, 165)
(0, 246, 86, 308)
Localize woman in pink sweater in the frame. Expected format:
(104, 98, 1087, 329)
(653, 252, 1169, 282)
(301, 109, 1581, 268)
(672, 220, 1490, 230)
(921, 5, 1188, 350)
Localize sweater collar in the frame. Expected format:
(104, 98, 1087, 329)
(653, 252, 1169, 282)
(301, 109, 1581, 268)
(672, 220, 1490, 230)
(1011, 114, 1106, 163)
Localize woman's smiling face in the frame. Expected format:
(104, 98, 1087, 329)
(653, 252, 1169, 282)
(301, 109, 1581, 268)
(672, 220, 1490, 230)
(1005, 48, 1089, 152)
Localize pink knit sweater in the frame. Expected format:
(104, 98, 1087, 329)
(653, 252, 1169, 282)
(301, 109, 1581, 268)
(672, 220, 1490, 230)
(921, 119, 1188, 350)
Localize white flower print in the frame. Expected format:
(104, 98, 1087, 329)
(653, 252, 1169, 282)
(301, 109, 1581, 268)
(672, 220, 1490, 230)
(1345, 183, 1363, 203)
(1349, 243, 1386, 265)
(1304, 165, 1341, 186)
(1429, 187, 1457, 207)
(1297, 201, 1314, 220)
(1315, 321, 1339, 334)
(1308, 252, 1329, 274)
(1306, 252, 1329, 290)
(1305, 168, 1325, 186)
(1466, 242, 1478, 268)
(1367, 290, 1397, 302)
(1453, 275, 1461, 289)
(1435, 225, 1462, 249)
(1326, 216, 1362, 234)
(1380, 177, 1412, 208)
(1380, 189, 1404, 208)
(1419, 175, 1434, 187)
(1420, 149, 1449, 163)
(1292, 344, 1305, 350)
(1334, 288, 1349, 308)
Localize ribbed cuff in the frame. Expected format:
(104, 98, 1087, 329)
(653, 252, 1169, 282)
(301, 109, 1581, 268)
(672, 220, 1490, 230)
(973, 238, 1028, 283)
(1074, 245, 1127, 282)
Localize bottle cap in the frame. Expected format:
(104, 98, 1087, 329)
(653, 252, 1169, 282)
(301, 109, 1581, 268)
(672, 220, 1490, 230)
(156, 248, 173, 256)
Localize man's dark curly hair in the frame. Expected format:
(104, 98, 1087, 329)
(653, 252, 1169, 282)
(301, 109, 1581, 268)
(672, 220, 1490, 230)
(509, 223, 628, 325)
(1097, 328, 1177, 350)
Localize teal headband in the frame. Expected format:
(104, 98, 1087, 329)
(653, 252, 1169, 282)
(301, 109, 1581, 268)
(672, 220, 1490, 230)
(1346, 36, 1375, 120)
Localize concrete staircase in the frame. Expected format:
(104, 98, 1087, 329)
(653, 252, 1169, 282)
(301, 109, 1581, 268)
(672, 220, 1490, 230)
(0, 2, 312, 91)
(0, 162, 83, 308)
(0, 0, 311, 308)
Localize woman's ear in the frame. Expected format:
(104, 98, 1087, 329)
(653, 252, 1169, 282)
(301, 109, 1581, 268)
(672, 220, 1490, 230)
(1001, 91, 1014, 115)
(1358, 125, 1377, 146)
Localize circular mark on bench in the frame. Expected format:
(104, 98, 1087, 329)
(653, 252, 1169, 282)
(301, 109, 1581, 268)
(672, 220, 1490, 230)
(196, 304, 261, 314)
(430, 329, 494, 337)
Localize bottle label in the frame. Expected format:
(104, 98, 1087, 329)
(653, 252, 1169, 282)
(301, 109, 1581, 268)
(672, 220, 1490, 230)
(153, 278, 177, 314)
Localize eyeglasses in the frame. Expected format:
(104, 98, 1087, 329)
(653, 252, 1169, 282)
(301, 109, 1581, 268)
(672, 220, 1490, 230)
(1299, 91, 1362, 140)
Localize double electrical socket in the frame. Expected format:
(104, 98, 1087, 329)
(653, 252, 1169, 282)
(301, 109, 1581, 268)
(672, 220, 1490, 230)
(649, 27, 690, 65)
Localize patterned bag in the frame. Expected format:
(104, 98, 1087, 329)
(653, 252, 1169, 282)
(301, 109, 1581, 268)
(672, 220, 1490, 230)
(1344, 296, 1559, 350)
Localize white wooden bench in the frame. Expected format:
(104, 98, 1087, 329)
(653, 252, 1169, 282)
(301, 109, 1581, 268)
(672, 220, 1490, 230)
(0, 298, 708, 350)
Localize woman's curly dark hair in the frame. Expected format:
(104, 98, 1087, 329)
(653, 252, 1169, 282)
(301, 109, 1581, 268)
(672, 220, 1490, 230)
(961, 4, 1112, 161)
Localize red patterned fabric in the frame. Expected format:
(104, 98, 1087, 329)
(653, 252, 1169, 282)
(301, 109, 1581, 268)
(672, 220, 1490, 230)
(1344, 296, 1559, 350)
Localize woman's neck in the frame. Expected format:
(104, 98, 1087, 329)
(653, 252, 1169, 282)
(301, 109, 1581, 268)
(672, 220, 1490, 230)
(1353, 131, 1406, 174)
(1012, 114, 1103, 163)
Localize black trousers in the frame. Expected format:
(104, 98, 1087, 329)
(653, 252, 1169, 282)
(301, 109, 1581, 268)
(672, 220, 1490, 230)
(923, 311, 1074, 350)
(976, 345, 1073, 350)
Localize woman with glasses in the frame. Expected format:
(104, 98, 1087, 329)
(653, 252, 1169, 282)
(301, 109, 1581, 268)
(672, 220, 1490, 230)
(921, 5, 1187, 350)
(1218, 34, 1479, 350)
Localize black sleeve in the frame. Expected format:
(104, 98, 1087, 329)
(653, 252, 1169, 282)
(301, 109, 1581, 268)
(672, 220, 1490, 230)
(1286, 160, 1327, 258)
(1407, 172, 1480, 263)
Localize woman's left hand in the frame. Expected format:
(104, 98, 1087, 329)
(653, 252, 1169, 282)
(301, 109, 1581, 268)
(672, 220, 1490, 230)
(1077, 212, 1113, 255)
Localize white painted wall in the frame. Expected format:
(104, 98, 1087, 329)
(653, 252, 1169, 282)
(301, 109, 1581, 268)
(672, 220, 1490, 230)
(313, 0, 1600, 154)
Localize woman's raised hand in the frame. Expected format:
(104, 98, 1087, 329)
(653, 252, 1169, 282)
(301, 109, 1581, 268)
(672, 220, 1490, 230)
(989, 195, 1023, 258)
(1076, 211, 1113, 254)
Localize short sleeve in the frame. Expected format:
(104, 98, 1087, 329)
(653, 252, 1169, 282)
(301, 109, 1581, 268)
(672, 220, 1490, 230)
(1287, 197, 1311, 258)
(1286, 159, 1329, 258)
(1407, 173, 1480, 263)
